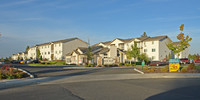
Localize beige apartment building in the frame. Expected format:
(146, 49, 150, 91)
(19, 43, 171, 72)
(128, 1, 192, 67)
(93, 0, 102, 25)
(27, 38, 88, 60)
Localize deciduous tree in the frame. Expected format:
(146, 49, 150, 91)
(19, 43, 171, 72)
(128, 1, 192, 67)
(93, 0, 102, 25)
(167, 24, 192, 58)
(126, 42, 140, 64)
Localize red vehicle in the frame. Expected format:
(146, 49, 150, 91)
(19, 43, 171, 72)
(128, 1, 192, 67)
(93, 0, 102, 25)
(179, 58, 190, 64)
(148, 61, 164, 66)
(195, 60, 200, 63)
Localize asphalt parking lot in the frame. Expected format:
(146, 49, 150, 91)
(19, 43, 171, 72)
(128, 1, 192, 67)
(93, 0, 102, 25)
(0, 64, 139, 78)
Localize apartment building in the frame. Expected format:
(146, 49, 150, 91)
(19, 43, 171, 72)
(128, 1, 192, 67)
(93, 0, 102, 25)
(173, 42, 189, 58)
(65, 45, 125, 65)
(12, 52, 28, 60)
(97, 35, 189, 62)
(27, 38, 88, 60)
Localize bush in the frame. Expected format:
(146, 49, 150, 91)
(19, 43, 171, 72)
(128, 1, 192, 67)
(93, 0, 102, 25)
(119, 63, 124, 66)
(124, 63, 131, 66)
(85, 64, 96, 67)
(97, 65, 102, 67)
(187, 63, 195, 70)
(131, 64, 136, 66)
(136, 62, 142, 65)
(161, 65, 169, 72)
(181, 68, 187, 73)
(15, 72, 24, 78)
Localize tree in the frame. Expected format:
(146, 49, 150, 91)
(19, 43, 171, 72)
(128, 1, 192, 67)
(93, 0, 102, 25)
(36, 48, 41, 59)
(188, 54, 198, 60)
(86, 46, 93, 64)
(168, 53, 172, 59)
(138, 53, 149, 63)
(126, 49, 132, 64)
(126, 42, 140, 64)
(25, 46, 30, 54)
(40, 56, 43, 61)
(141, 32, 147, 37)
(167, 24, 192, 58)
(0, 57, 4, 61)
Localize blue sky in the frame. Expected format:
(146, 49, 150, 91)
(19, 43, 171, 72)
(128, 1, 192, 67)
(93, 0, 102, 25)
(0, 0, 200, 58)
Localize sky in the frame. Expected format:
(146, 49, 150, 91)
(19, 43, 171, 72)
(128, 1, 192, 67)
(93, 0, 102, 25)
(0, 0, 200, 58)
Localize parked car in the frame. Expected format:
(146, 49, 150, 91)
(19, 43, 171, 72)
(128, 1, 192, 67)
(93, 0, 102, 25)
(148, 61, 165, 66)
(195, 60, 200, 63)
(25, 60, 32, 64)
(11, 60, 20, 64)
(179, 58, 190, 64)
(31, 60, 40, 63)
(0, 61, 5, 64)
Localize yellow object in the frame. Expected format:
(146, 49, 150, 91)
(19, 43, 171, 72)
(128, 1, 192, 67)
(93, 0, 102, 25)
(169, 63, 180, 72)
(20, 61, 24, 64)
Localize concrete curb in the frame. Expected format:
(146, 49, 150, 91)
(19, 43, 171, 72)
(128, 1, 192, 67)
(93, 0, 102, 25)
(14, 68, 34, 78)
(134, 68, 144, 74)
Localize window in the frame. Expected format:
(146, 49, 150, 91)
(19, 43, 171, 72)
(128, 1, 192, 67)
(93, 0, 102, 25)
(48, 45, 49, 48)
(152, 41, 154, 45)
(55, 51, 57, 54)
(144, 49, 147, 52)
(59, 43, 61, 47)
(152, 49, 156, 52)
(59, 50, 61, 54)
(48, 52, 50, 54)
(45, 52, 46, 55)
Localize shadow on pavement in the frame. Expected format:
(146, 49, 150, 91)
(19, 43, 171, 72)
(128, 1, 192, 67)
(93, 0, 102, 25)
(146, 85, 200, 100)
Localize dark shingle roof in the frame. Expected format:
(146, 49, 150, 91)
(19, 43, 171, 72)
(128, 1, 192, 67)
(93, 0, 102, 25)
(143, 36, 168, 41)
(77, 46, 103, 54)
(99, 48, 110, 54)
(37, 38, 78, 46)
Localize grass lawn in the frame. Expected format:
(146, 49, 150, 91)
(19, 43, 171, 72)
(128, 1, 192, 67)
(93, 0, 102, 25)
(195, 65, 200, 69)
(29, 61, 66, 66)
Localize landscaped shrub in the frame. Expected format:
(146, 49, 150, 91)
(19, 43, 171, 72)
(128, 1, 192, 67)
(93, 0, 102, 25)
(119, 63, 124, 66)
(161, 65, 169, 72)
(15, 72, 24, 78)
(136, 62, 142, 65)
(0, 64, 27, 80)
(97, 65, 102, 67)
(124, 63, 131, 66)
(187, 63, 195, 70)
(104, 65, 109, 67)
(132, 64, 136, 66)
(181, 68, 187, 73)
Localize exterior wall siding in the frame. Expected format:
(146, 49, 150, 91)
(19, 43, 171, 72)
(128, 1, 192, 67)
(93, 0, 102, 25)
(62, 39, 88, 60)
(159, 39, 171, 60)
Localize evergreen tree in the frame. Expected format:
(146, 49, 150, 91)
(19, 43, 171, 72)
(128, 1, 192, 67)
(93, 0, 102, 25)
(86, 46, 93, 64)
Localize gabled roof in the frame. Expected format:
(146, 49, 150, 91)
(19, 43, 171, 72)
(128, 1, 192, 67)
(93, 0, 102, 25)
(68, 46, 104, 56)
(111, 36, 150, 44)
(143, 36, 168, 41)
(98, 48, 110, 54)
(30, 37, 88, 49)
(37, 38, 79, 46)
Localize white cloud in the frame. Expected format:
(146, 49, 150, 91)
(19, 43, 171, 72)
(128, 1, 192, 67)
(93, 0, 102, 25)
(0, 0, 36, 8)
